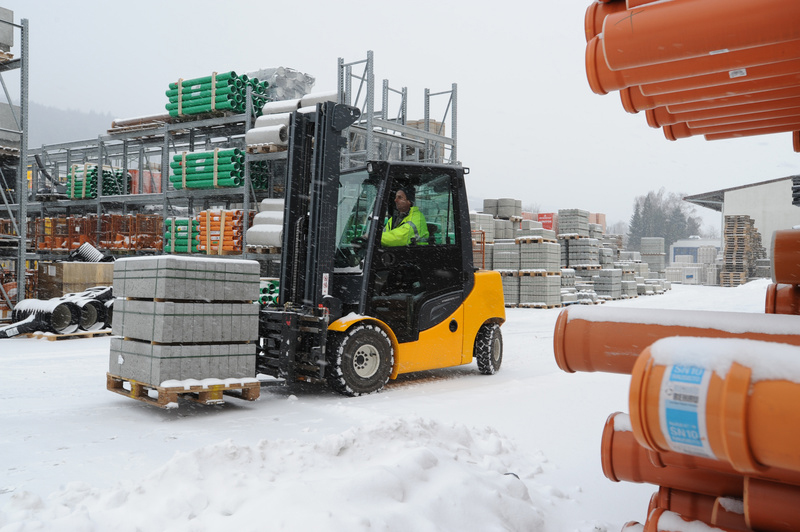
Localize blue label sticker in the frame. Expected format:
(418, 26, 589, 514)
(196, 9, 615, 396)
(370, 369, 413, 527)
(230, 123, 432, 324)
(664, 406, 703, 447)
(669, 364, 705, 384)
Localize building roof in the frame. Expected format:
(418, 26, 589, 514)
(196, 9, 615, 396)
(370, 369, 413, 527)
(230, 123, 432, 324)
(683, 175, 796, 212)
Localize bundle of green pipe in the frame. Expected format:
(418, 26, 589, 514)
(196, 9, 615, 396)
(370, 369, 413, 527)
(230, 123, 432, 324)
(166, 71, 269, 118)
(259, 278, 280, 306)
(249, 160, 272, 190)
(163, 217, 200, 253)
(170, 148, 245, 190)
(67, 164, 131, 199)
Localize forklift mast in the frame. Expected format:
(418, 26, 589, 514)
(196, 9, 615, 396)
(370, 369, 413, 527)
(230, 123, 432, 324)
(279, 102, 361, 310)
(258, 101, 360, 382)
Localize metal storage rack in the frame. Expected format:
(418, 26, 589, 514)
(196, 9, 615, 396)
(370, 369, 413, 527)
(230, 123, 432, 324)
(0, 49, 458, 311)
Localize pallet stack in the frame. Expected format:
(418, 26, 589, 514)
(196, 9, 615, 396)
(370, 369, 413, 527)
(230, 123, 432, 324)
(640, 237, 666, 274)
(166, 71, 269, 119)
(593, 268, 622, 299)
(557, 209, 590, 237)
(721, 215, 766, 287)
(109, 255, 260, 388)
(170, 148, 245, 190)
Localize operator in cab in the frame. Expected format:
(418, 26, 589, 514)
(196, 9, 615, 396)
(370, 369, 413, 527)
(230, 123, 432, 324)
(381, 185, 429, 247)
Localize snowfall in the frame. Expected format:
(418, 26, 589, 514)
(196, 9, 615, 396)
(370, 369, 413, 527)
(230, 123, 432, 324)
(0, 280, 773, 531)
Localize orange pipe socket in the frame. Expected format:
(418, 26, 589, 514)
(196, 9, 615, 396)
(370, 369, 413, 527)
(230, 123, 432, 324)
(650, 487, 748, 531)
(584, 1, 626, 42)
(630, 337, 800, 475)
(552, 305, 800, 375)
(600, 0, 800, 71)
(601, 412, 744, 497)
(705, 123, 800, 140)
(744, 477, 800, 531)
(643, 508, 742, 532)
(766, 284, 800, 315)
(772, 229, 800, 284)
(587, 38, 800, 96)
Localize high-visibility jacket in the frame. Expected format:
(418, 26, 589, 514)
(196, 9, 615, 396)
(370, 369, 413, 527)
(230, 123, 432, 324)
(381, 206, 429, 247)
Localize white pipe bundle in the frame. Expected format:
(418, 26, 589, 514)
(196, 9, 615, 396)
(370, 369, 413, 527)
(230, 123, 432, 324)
(245, 124, 288, 146)
(262, 98, 300, 115)
(299, 91, 338, 108)
(246, 224, 283, 247)
(260, 198, 284, 212)
(254, 112, 291, 129)
(253, 211, 283, 226)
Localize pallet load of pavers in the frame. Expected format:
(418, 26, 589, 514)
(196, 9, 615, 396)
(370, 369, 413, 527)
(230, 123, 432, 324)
(518, 240, 562, 308)
(107, 255, 261, 408)
(640, 237, 666, 274)
(557, 208, 590, 237)
(560, 268, 578, 305)
(493, 240, 520, 306)
(614, 262, 638, 298)
(593, 268, 622, 300)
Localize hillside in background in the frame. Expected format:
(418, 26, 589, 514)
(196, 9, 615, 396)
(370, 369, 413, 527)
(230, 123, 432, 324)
(27, 102, 114, 148)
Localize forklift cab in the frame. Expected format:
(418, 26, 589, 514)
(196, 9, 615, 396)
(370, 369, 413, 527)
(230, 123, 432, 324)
(333, 161, 474, 344)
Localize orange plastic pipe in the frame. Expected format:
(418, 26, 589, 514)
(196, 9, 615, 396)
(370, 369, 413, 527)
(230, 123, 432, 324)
(584, 1, 626, 42)
(608, 412, 800, 490)
(552, 306, 800, 375)
(664, 116, 800, 141)
(640, 57, 800, 96)
(744, 477, 800, 531)
(643, 508, 741, 532)
(794, 130, 800, 152)
(601, 0, 800, 71)
(688, 107, 800, 128)
(667, 86, 800, 114)
(772, 229, 800, 285)
(651, 487, 717, 524)
(630, 337, 800, 475)
(705, 124, 800, 140)
(587, 38, 800, 96)
(766, 284, 800, 315)
(620, 73, 800, 113)
(601, 412, 744, 497)
(647, 96, 800, 128)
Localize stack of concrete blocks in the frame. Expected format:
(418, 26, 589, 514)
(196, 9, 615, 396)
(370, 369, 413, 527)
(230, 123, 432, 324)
(473, 241, 493, 270)
(561, 238, 601, 268)
(109, 255, 260, 386)
(593, 269, 622, 299)
(599, 246, 614, 268)
(640, 237, 666, 273)
(616, 262, 638, 298)
(493, 240, 520, 306)
(519, 275, 561, 307)
(619, 250, 642, 262)
(560, 268, 578, 305)
(470, 212, 496, 243)
(493, 218, 514, 240)
(515, 219, 549, 240)
(494, 198, 523, 219)
(519, 241, 561, 273)
(589, 223, 603, 239)
(557, 209, 590, 237)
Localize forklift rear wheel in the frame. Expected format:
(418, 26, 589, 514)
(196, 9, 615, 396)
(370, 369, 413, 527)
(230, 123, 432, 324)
(475, 323, 503, 375)
(327, 323, 394, 396)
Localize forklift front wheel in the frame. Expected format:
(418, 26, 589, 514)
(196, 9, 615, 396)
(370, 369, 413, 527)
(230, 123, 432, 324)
(326, 323, 394, 396)
(475, 323, 503, 375)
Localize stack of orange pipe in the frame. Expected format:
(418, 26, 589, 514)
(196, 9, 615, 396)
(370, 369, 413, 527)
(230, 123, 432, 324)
(583, 0, 800, 150)
(196, 209, 254, 253)
(766, 229, 800, 314)
(554, 269, 800, 529)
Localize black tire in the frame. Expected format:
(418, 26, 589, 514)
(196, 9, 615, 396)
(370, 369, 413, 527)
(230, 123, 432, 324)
(326, 323, 394, 396)
(475, 323, 503, 375)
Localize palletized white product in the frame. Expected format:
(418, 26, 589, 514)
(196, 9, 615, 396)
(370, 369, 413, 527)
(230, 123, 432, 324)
(246, 224, 283, 247)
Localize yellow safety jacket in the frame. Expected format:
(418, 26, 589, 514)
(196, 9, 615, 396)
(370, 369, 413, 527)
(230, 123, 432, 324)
(381, 206, 429, 247)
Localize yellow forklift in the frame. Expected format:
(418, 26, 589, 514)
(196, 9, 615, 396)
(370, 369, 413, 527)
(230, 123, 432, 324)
(258, 102, 505, 395)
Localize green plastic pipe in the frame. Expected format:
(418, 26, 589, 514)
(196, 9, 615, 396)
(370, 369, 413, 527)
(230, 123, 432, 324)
(168, 71, 238, 89)
(165, 82, 240, 99)
(172, 177, 242, 189)
(165, 94, 241, 111)
(173, 148, 242, 160)
(168, 100, 241, 116)
(169, 170, 241, 182)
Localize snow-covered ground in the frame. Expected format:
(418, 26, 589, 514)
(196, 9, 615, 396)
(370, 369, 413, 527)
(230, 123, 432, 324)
(0, 280, 771, 531)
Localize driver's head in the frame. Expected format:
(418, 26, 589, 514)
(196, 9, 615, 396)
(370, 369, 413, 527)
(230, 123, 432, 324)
(395, 185, 414, 214)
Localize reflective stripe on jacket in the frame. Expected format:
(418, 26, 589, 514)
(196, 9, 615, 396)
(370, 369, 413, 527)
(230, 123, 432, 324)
(381, 206, 429, 247)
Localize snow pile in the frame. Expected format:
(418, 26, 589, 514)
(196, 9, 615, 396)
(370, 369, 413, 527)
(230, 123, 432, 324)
(1, 417, 547, 531)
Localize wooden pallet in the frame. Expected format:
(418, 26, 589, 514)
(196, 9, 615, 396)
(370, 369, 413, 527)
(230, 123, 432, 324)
(26, 329, 112, 341)
(518, 303, 562, 309)
(518, 270, 561, 277)
(246, 144, 288, 154)
(106, 373, 260, 408)
(246, 245, 281, 254)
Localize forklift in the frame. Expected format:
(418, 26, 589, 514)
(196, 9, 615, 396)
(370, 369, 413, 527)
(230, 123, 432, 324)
(258, 101, 505, 396)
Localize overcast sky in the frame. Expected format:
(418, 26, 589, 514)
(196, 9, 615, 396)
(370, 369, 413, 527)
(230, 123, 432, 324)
(4, 0, 798, 230)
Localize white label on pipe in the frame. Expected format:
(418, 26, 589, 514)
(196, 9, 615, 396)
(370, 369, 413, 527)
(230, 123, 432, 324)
(7, 326, 18, 337)
(322, 273, 329, 297)
(729, 69, 747, 79)
(658, 364, 715, 458)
